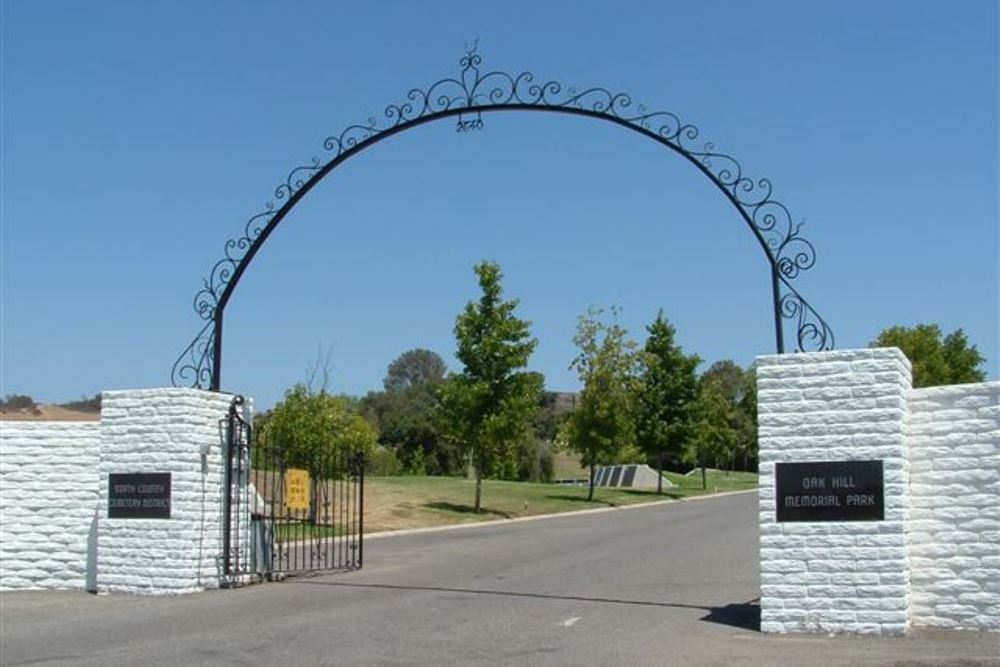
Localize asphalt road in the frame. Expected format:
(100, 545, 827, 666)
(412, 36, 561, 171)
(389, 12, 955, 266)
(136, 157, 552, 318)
(2, 492, 997, 666)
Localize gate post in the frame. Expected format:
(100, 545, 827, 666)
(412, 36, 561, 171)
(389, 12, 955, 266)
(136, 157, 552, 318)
(97, 388, 235, 594)
(756, 348, 913, 635)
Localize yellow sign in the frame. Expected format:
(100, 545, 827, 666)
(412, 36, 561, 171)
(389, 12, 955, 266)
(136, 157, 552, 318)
(284, 469, 310, 512)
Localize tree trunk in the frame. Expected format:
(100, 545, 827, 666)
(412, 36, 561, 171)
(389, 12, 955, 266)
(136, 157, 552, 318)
(588, 461, 596, 501)
(701, 461, 707, 490)
(656, 454, 664, 495)
(474, 471, 482, 513)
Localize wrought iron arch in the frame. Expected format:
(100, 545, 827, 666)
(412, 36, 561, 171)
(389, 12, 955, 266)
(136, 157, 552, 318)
(172, 47, 834, 391)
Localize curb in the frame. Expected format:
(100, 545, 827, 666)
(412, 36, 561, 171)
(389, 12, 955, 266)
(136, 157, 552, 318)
(362, 488, 758, 541)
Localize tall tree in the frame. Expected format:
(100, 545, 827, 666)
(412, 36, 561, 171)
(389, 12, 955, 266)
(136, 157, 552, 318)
(437, 261, 542, 512)
(871, 324, 987, 387)
(384, 349, 447, 393)
(561, 307, 642, 501)
(687, 381, 739, 489)
(737, 365, 758, 471)
(635, 311, 701, 493)
(701, 359, 757, 471)
(361, 349, 457, 475)
(700, 360, 745, 403)
(361, 386, 461, 475)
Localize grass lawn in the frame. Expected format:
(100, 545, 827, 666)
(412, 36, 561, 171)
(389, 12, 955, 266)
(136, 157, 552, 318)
(273, 522, 344, 543)
(362, 470, 758, 533)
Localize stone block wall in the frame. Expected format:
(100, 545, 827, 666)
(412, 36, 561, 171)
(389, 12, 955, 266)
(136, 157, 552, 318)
(0, 421, 101, 590)
(757, 348, 913, 635)
(97, 388, 234, 595)
(907, 382, 1000, 630)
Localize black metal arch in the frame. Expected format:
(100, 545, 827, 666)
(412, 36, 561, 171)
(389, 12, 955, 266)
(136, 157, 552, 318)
(172, 47, 834, 391)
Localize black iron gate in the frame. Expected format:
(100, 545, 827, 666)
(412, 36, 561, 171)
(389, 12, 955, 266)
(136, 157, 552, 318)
(223, 397, 364, 582)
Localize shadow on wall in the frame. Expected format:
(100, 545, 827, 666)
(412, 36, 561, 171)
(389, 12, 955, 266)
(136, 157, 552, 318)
(86, 508, 98, 593)
(210, 413, 229, 586)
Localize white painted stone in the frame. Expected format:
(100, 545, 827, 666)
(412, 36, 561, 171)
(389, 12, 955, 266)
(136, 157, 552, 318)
(759, 348, 999, 635)
(97, 388, 236, 595)
(757, 348, 912, 636)
(0, 421, 101, 591)
(907, 381, 1000, 632)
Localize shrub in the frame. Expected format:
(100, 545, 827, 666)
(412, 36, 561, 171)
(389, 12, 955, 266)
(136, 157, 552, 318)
(59, 394, 101, 413)
(366, 446, 403, 476)
(1, 394, 39, 414)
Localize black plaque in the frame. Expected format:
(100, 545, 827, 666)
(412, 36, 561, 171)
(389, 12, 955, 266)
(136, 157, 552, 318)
(621, 465, 637, 488)
(775, 460, 883, 522)
(108, 473, 171, 519)
(609, 466, 623, 487)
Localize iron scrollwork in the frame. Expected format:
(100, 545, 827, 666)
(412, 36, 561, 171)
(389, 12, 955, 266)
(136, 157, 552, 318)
(171, 320, 215, 391)
(779, 278, 836, 353)
(172, 46, 834, 390)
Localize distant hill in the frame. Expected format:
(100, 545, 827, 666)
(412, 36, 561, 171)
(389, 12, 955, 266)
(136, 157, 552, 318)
(0, 404, 100, 422)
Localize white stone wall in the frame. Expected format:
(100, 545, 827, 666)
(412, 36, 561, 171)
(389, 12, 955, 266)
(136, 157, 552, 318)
(757, 348, 912, 635)
(97, 388, 234, 595)
(907, 382, 1000, 631)
(0, 421, 101, 590)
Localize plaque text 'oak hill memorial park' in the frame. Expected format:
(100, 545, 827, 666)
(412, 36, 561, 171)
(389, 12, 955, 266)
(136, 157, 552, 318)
(775, 460, 884, 522)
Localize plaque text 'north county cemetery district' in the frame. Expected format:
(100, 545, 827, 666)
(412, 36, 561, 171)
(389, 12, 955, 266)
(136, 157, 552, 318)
(108, 472, 171, 519)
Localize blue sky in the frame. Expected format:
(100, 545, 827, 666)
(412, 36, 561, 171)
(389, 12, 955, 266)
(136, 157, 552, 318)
(2, 1, 997, 409)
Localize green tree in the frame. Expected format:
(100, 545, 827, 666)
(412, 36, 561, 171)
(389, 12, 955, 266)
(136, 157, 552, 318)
(871, 324, 987, 387)
(361, 386, 462, 475)
(687, 382, 739, 489)
(361, 349, 459, 475)
(700, 360, 758, 471)
(437, 261, 543, 512)
(737, 365, 758, 471)
(383, 348, 447, 393)
(264, 385, 377, 478)
(561, 307, 642, 501)
(700, 360, 745, 403)
(635, 311, 701, 493)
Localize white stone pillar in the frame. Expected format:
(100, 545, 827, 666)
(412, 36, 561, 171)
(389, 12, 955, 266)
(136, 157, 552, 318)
(97, 388, 235, 595)
(757, 348, 912, 635)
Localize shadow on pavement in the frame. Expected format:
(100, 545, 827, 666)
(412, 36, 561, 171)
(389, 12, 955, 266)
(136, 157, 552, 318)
(289, 579, 759, 632)
(542, 491, 686, 504)
(699, 600, 760, 632)
(422, 502, 512, 518)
